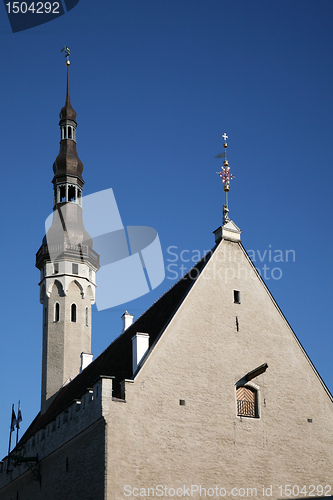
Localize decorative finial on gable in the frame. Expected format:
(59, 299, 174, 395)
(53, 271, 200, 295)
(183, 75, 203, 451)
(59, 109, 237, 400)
(216, 132, 234, 225)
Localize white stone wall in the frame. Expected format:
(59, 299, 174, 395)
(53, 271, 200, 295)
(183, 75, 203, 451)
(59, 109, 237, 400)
(2, 238, 332, 499)
(103, 239, 333, 499)
(41, 273, 95, 413)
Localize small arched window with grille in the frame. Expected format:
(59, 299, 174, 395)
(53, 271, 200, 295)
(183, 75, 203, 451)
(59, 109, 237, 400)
(71, 303, 77, 323)
(236, 386, 257, 418)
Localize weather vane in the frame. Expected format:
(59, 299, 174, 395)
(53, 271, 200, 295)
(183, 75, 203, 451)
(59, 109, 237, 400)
(61, 46, 71, 66)
(216, 132, 234, 225)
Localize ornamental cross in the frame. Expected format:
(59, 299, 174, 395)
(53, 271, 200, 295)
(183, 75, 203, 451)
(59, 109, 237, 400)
(216, 166, 234, 187)
(222, 132, 228, 141)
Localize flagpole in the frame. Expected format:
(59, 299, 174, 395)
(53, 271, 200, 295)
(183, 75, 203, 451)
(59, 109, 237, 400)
(7, 404, 14, 474)
(16, 401, 22, 447)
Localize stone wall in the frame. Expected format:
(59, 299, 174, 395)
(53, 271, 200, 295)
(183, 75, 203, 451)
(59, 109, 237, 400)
(0, 378, 107, 500)
(103, 239, 333, 499)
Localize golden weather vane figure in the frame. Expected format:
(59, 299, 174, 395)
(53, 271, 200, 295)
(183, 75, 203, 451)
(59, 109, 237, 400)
(61, 46, 71, 65)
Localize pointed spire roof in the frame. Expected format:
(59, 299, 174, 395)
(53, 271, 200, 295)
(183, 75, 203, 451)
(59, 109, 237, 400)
(53, 58, 83, 181)
(60, 66, 77, 122)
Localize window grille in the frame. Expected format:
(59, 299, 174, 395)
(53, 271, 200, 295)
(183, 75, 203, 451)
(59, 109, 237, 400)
(236, 386, 257, 417)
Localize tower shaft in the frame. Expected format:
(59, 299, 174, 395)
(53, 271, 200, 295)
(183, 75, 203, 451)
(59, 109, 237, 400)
(36, 60, 100, 414)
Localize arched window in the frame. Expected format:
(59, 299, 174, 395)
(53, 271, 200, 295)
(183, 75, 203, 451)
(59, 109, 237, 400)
(236, 386, 257, 418)
(54, 303, 60, 322)
(85, 307, 89, 327)
(71, 303, 77, 323)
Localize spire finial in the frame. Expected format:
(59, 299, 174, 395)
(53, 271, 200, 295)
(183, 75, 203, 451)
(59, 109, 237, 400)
(61, 46, 71, 66)
(216, 132, 234, 225)
(59, 46, 77, 122)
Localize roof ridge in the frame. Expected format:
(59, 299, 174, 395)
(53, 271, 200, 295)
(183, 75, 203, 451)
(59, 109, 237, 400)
(132, 245, 216, 324)
(13, 243, 217, 451)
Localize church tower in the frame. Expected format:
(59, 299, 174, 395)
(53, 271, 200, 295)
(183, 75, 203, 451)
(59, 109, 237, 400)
(36, 53, 100, 414)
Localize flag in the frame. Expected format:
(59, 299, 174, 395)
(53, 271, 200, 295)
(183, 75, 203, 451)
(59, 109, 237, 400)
(16, 402, 22, 430)
(10, 405, 17, 433)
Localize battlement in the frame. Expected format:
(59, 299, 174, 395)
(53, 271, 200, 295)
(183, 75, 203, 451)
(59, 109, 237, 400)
(0, 376, 118, 489)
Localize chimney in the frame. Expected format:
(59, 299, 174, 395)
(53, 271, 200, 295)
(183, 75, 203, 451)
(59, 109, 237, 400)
(132, 333, 149, 375)
(80, 352, 93, 373)
(122, 311, 134, 333)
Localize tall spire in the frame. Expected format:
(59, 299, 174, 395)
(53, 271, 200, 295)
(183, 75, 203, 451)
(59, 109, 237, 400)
(36, 49, 100, 414)
(60, 47, 77, 122)
(216, 133, 234, 225)
(53, 47, 83, 202)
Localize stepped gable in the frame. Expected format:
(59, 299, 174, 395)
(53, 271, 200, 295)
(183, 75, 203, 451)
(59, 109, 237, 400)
(19, 248, 215, 445)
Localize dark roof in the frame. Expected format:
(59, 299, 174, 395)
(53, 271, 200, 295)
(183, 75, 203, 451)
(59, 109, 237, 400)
(53, 66, 84, 182)
(59, 67, 77, 122)
(18, 247, 215, 447)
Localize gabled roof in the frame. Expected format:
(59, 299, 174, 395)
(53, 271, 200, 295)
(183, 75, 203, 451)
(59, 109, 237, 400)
(18, 246, 215, 446)
(15, 233, 333, 451)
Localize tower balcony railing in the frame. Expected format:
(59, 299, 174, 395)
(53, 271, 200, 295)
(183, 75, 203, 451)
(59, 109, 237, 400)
(36, 243, 100, 269)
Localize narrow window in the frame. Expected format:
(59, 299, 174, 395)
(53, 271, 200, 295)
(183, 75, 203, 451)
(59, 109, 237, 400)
(236, 386, 257, 417)
(68, 185, 75, 202)
(55, 303, 60, 322)
(60, 185, 66, 203)
(72, 263, 78, 275)
(85, 307, 89, 327)
(68, 126, 72, 139)
(54, 263, 59, 274)
(234, 290, 241, 304)
(71, 303, 77, 323)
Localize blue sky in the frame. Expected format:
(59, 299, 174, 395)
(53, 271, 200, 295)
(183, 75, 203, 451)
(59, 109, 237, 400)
(0, 0, 332, 456)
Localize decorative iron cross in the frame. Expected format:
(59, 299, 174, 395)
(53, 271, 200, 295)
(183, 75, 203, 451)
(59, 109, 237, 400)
(222, 133, 228, 141)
